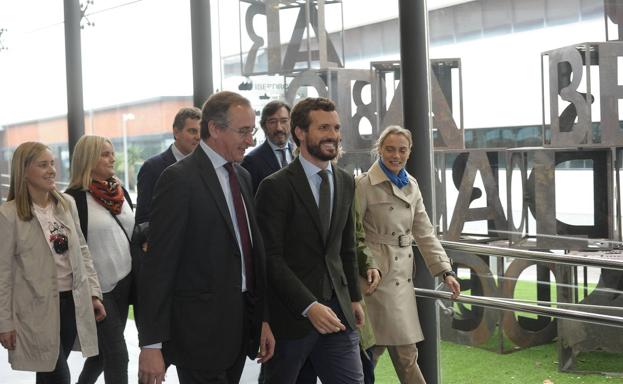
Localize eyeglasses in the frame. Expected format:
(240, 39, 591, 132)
(229, 127, 258, 138)
(266, 118, 290, 126)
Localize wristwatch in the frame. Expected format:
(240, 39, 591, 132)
(442, 270, 456, 280)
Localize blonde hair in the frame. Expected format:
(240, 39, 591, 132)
(371, 125, 413, 159)
(68, 135, 114, 190)
(8, 142, 67, 221)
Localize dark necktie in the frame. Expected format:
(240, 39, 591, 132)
(317, 169, 333, 300)
(224, 163, 254, 293)
(318, 169, 331, 242)
(276, 148, 288, 168)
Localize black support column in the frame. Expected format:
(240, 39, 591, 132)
(398, 1, 440, 383)
(190, 0, 214, 108)
(63, 0, 85, 157)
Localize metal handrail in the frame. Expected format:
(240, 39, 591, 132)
(440, 240, 623, 271)
(494, 296, 623, 312)
(416, 288, 623, 329)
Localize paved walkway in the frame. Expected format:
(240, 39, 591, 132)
(0, 320, 262, 384)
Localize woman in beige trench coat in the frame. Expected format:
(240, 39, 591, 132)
(355, 126, 460, 384)
(0, 142, 106, 383)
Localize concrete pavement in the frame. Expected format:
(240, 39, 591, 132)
(0, 319, 262, 384)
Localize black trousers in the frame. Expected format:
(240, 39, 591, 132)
(36, 291, 77, 384)
(78, 273, 132, 384)
(175, 292, 254, 384)
(176, 353, 247, 384)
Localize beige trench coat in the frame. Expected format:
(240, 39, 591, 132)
(355, 161, 451, 345)
(0, 194, 102, 372)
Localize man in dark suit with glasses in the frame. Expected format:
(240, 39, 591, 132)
(137, 91, 274, 384)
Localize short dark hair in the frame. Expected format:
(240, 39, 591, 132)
(260, 100, 291, 130)
(173, 107, 201, 131)
(290, 97, 336, 146)
(200, 91, 251, 139)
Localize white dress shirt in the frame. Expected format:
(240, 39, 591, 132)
(171, 142, 190, 162)
(267, 139, 293, 166)
(200, 140, 252, 292)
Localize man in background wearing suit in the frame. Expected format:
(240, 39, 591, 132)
(256, 97, 365, 383)
(137, 91, 275, 384)
(135, 106, 201, 224)
(241, 100, 293, 193)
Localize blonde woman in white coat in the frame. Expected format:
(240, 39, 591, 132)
(355, 126, 460, 384)
(0, 142, 106, 384)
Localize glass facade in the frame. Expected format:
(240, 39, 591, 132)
(80, 0, 194, 193)
(428, 1, 623, 382)
(1, 1, 622, 383)
(0, 0, 69, 197)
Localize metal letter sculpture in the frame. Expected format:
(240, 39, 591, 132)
(236, 1, 623, 370)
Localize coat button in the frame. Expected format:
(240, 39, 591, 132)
(391, 231, 396, 236)
(406, 203, 410, 208)
(409, 254, 412, 258)
(406, 229, 411, 234)
(389, 206, 394, 211)
(395, 281, 400, 286)
(408, 278, 412, 282)
(394, 256, 398, 261)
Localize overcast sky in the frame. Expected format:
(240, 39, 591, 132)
(0, 0, 606, 130)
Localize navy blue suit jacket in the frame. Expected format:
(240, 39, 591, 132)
(241, 140, 292, 194)
(136, 145, 176, 224)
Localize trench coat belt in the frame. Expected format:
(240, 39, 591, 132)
(366, 232, 414, 247)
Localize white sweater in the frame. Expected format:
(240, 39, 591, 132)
(86, 193, 134, 293)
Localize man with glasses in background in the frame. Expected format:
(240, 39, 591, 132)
(137, 91, 274, 384)
(241, 100, 294, 194)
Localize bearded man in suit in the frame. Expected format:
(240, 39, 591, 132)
(255, 97, 364, 383)
(241, 100, 294, 194)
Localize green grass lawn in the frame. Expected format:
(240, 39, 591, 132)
(373, 278, 623, 383)
(373, 341, 623, 384)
